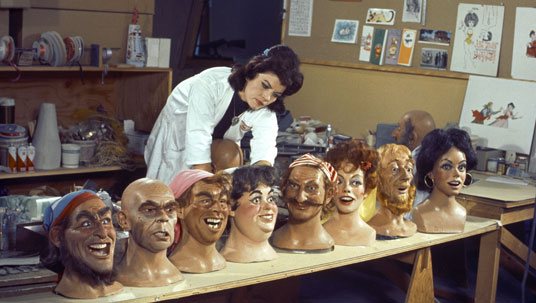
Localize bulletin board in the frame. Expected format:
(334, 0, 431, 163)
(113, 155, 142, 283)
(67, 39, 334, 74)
(282, 0, 534, 79)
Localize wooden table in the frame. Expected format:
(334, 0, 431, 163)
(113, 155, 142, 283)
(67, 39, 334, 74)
(457, 172, 536, 302)
(1, 216, 499, 303)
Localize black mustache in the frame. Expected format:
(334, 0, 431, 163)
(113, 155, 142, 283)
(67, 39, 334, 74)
(287, 199, 324, 207)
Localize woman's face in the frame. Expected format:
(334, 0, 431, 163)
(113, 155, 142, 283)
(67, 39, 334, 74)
(240, 72, 286, 110)
(430, 147, 467, 197)
(233, 183, 278, 242)
(334, 161, 366, 214)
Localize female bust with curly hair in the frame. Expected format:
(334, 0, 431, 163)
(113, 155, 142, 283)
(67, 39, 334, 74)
(145, 45, 304, 184)
(324, 139, 379, 246)
(413, 128, 477, 233)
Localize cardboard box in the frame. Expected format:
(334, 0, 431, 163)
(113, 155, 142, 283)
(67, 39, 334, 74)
(158, 38, 171, 68)
(145, 37, 160, 67)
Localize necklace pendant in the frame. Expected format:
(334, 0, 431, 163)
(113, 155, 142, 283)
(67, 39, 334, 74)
(231, 116, 240, 126)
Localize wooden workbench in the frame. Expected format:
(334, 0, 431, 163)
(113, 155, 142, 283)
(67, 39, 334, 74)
(2, 216, 499, 303)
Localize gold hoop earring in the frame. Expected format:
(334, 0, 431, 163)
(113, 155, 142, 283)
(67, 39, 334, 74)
(424, 175, 434, 189)
(464, 173, 473, 186)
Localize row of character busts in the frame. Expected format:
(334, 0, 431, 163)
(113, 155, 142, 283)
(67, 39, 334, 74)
(40, 127, 476, 299)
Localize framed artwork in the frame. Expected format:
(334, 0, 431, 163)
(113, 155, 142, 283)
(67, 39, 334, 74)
(459, 76, 536, 154)
(511, 7, 536, 81)
(450, 4, 505, 76)
(402, 0, 422, 23)
(331, 19, 359, 44)
(366, 8, 396, 26)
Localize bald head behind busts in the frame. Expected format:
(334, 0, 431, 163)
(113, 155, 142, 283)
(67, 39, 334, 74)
(392, 110, 436, 151)
(211, 139, 244, 173)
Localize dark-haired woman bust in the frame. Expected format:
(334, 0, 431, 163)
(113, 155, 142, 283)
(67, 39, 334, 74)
(413, 128, 477, 233)
(145, 45, 304, 184)
(220, 165, 279, 263)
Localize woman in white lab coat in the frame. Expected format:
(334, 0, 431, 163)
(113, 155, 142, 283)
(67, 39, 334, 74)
(145, 45, 303, 184)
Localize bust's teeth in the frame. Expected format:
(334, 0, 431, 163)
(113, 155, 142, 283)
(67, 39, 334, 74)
(89, 243, 107, 249)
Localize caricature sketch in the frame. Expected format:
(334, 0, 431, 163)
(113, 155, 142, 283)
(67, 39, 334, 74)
(366, 8, 396, 25)
(402, 0, 422, 23)
(512, 8, 536, 81)
(488, 102, 522, 128)
(451, 4, 504, 76)
(471, 102, 502, 124)
(459, 76, 536, 154)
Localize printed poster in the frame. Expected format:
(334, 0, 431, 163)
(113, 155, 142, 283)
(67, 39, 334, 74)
(450, 4, 504, 76)
(288, 0, 314, 37)
(511, 7, 536, 81)
(459, 76, 536, 154)
(359, 25, 374, 62)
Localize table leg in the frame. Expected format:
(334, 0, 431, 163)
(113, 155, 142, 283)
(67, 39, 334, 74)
(475, 230, 500, 303)
(500, 227, 536, 270)
(406, 247, 434, 303)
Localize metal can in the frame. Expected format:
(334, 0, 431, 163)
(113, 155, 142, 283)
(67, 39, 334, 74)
(497, 157, 506, 175)
(26, 143, 35, 171)
(17, 145, 27, 172)
(7, 144, 16, 173)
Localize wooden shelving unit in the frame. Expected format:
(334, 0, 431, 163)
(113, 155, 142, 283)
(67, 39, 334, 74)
(0, 166, 123, 180)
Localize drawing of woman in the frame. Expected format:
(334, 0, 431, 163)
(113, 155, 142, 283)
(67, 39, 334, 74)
(527, 30, 536, 58)
(460, 11, 479, 68)
(489, 102, 521, 128)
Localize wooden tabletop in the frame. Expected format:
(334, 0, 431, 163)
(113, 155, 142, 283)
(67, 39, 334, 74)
(2, 216, 499, 303)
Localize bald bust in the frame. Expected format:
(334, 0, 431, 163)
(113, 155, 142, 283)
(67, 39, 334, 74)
(211, 139, 244, 173)
(116, 178, 183, 287)
(391, 110, 436, 151)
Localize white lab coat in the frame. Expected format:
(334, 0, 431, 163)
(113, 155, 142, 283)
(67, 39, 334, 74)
(144, 67, 278, 184)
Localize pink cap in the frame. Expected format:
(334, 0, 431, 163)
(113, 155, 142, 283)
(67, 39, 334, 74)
(168, 169, 214, 199)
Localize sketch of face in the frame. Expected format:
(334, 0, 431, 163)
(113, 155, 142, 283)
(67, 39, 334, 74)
(233, 183, 278, 242)
(334, 161, 366, 215)
(531, 32, 536, 41)
(430, 147, 467, 197)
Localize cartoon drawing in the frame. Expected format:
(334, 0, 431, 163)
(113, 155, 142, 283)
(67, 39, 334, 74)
(331, 19, 359, 44)
(488, 102, 522, 128)
(387, 37, 398, 58)
(366, 9, 396, 25)
(471, 101, 502, 124)
(527, 30, 536, 58)
(364, 33, 372, 51)
(460, 11, 479, 68)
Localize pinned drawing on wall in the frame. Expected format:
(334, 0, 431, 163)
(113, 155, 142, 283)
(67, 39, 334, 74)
(450, 4, 504, 76)
(331, 19, 359, 44)
(366, 8, 396, 26)
(359, 25, 374, 62)
(370, 28, 388, 65)
(402, 0, 422, 23)
(384, 29, 402, 65)
(288, 0, 314, 37)
(418, 29, 451, 46)
(419, 48, 448, 70)
(511, 7, 536, 81)
(397, 29, 417, 66)
(459, 76, 536, 154)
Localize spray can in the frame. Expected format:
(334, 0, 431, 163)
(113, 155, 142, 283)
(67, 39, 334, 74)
(26, 143, 35, 171)
(7, 144, 16, 173)
(17, 145, 27, 172)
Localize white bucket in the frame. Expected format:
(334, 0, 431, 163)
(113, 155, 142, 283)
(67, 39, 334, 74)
(126, 130, 148, 155)
(61, 143, 80, 168)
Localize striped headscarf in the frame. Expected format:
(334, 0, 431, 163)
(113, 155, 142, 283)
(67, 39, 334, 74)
(289, 153, 338, 183)
(43, 190, 101, 234)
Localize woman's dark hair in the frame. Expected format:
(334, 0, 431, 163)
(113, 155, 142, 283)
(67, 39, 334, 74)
(231, 165, 278, 210)
(228, 45, 304, 114)
(416, 128, 477, 192)
(507, 102, 515, 109)
(464, 12, 478, 27)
